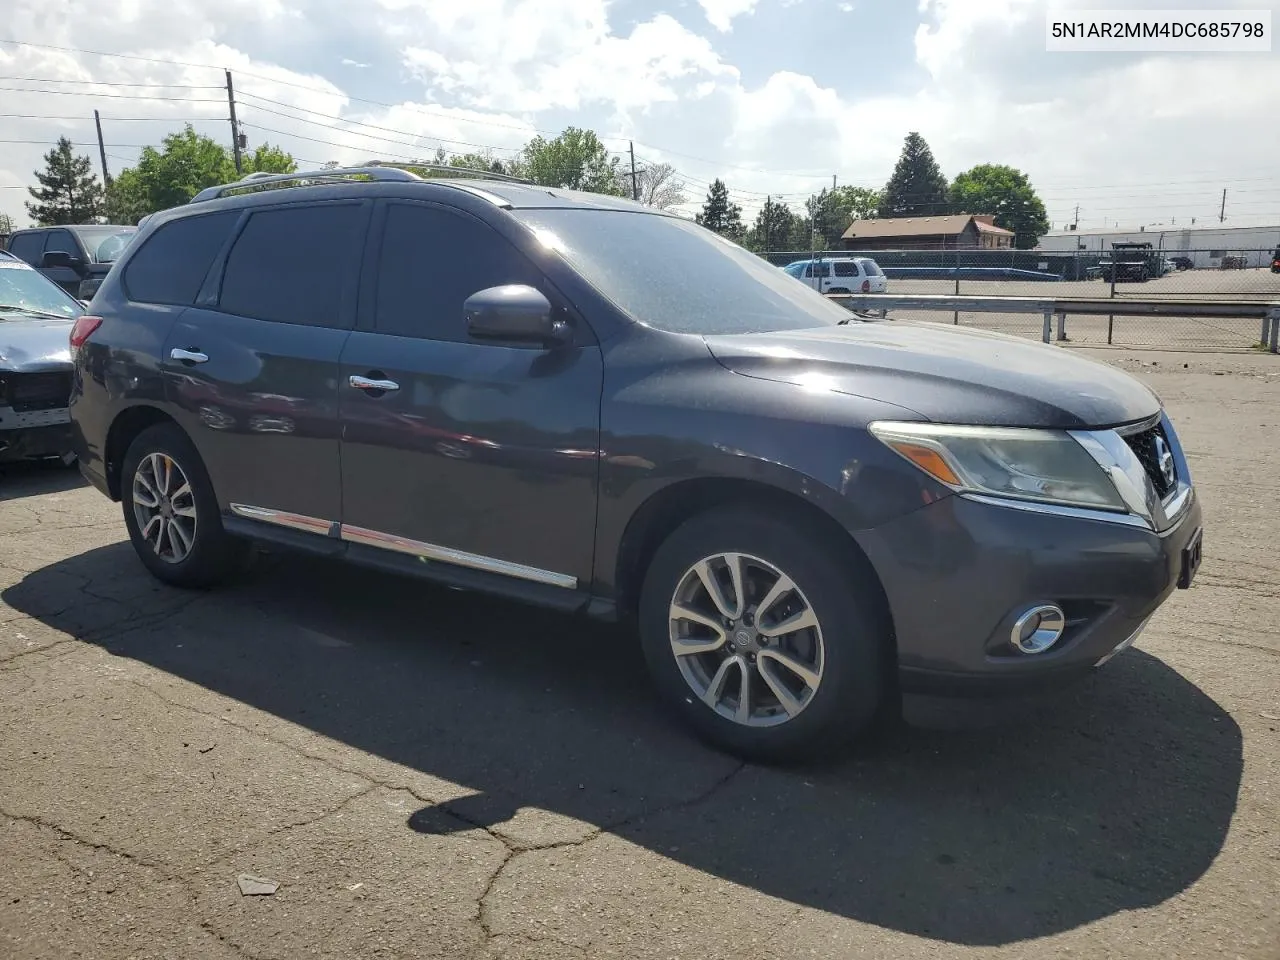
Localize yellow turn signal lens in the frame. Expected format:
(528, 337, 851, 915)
(887, 441, 961, 486)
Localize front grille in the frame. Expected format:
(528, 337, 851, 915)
(1, 372, 72, 413)
(1122, 421, 1177, 499)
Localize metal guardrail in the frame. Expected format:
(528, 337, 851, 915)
(830, 294, 1280, 353)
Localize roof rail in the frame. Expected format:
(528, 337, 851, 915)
(189, 161, 533, 204)
(362, 160, 533, 185)
(189, 165, 424, 203)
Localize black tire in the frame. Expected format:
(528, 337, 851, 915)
(637, 505, 889, 763)
(120, 422, 248, 588)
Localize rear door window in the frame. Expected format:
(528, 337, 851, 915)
(124, 211, 239, 306)
(5, 232, 45, 265)
(219, 202, 366, 329)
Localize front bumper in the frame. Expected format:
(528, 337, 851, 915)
(0, 421, 75, 462)
(858, 486, 1202, 697)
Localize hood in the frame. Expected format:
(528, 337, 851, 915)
(0, 316, 74, 373)
(703, 320, 1160, 429)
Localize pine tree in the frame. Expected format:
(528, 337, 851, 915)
(877, 132, 950, 218)
(695, 179, 744, 240)
(25, 137, 104, 225)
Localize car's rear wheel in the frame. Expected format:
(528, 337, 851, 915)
(638, 506, 888, 763)
(120, 423, 248, 588)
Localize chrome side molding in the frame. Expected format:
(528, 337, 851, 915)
(340, 524, 578, 589)
(227, 503, 578, 590)
(228, 503, 338, 537)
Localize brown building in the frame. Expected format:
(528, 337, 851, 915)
(841, 214, 1015, 250)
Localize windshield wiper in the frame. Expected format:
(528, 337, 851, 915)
(0, 304, 73, 320)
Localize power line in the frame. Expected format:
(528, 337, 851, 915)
(0, 85, 225, 102)
(235, 95, 523, 154)
(0, 76, 223, 89)
(0, 114, 221, 121)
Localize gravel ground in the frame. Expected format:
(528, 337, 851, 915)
(0, 346, 1277, 960)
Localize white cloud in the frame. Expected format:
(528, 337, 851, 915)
(394, 2, 735, 114)
(697, 0, 760, 32)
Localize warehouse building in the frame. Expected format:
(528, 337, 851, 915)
(1037, 223, 1280, 268)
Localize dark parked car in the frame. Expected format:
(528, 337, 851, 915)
(67, 167, 1203, 761)
(1169, 255, 1194, 271)
(0, 250, 84, 464)
(4, 223, 138, 301)
(1271, 247, 1279, 274)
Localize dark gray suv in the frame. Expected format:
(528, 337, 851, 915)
(67, 166, 1203, 761)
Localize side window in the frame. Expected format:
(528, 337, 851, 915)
(807, 263, 830, 279)
(43, 230, 80, 260)
(220, 203, 365, 328)
(373, 203, 544, 342)
(6, 233, 45, 265)
(124, 211, 239, 306)
(833, 261, 858, 277)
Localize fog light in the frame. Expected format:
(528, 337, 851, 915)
(1010, 604, 1066, 654)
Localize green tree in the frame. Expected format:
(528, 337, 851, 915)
(834, 185, 882, 224)
(242, 143, 297, 175)
(0, 212, 15, 238)
(745, 197, 803, 252)
(878, 132, 950, 218)
(102, 126, 295, 223)
(950, 163, 1050, 249)
(517, 127, 623, 195)
(25, 137, 104, 225)
(695, 178, 744, 240)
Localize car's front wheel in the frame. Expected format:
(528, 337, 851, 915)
(120, 423, 248, 588)
(638, 506, 889, 762)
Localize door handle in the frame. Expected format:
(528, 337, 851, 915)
(170, 347, 209, 364)
(349, 375, 400, 392)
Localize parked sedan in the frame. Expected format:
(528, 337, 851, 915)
(0, 251, 84, 464)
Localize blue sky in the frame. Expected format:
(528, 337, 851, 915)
(3, 0, 1279, 233)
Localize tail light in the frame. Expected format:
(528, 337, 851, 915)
(69, 315, 103, 349)
(861, 279, 871, 293)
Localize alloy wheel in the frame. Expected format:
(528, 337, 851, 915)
(131, 452, 198, 564)
(668, 552, 825, 727)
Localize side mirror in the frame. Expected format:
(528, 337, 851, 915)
(464, 285, 568, 346)
(41, 250, 84, 272)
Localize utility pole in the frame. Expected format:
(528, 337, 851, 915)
(93, 110, 111, 187)
(629, 141, 638, 202)
(764, 194, 770, 252)
(1219, 188, 1226, 223)
(226, 70, 243, 175)
(1072, 204, 1079, 229)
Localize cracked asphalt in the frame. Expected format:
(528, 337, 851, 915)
(1, 347, 1278, 960)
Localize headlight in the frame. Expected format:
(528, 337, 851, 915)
(869, 422, 1126, 511)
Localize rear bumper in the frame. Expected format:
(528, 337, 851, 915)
(856, 489, 1202, 698)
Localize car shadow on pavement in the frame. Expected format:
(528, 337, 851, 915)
(0, 459, 85, 502)
(2, 542, 1243, 947)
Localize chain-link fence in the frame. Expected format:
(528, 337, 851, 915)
(764, 247, 1280, 350)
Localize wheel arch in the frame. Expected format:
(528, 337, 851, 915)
(104, 404, 185, 501)
(612, 477, 895, 650)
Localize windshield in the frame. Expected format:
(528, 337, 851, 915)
(76, 226, 138, 262)
(515, 209, 853, 335)
(0, 260, 84, 319)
